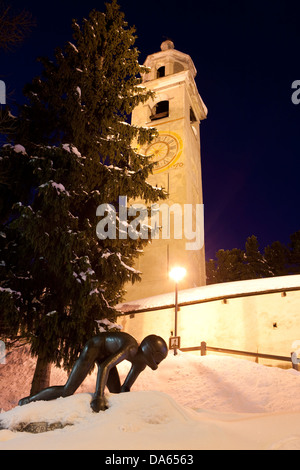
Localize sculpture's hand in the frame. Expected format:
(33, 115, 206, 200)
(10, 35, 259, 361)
(90, 396, 108, 413)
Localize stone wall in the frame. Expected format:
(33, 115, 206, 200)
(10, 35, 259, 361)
(117, 275, 300, 367)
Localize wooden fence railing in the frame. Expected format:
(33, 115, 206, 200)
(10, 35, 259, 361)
(180, 341, 298, 369)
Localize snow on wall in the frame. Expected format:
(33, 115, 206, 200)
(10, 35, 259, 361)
(117, 274, 300, 313)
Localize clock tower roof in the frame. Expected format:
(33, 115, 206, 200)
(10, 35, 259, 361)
(142, 41, 197, 82)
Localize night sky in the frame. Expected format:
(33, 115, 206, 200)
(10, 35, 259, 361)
(1, 0, 300, 259)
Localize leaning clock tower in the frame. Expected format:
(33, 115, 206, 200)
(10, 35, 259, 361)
(125, 40, 207, 301)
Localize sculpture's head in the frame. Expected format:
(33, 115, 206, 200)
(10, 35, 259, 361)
(139, 335, 168, 370)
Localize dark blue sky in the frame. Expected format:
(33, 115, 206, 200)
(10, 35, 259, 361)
(1, 0, 300, 259)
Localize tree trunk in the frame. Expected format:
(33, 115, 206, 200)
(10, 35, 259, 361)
(30, 354, 51, 396)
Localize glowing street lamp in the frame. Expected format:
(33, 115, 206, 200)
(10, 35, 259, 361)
(169, 267, 187, 284)
(169, 267, 186, 355)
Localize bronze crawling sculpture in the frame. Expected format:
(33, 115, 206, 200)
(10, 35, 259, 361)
(19, 332, 168, 412)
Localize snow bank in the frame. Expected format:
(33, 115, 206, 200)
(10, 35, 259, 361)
(0, 391, 207, 450)
(1, 348, 300, 449)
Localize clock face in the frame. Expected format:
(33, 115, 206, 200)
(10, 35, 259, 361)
(142, 133, 182, 174)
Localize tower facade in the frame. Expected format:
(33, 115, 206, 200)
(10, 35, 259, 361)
(125, 41, 207, 301)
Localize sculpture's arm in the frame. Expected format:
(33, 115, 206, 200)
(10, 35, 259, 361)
(91, 345, 137, 412)
(120, 360, 147, 392)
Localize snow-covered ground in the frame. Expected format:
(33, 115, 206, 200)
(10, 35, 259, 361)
(1, 345, 300, 450)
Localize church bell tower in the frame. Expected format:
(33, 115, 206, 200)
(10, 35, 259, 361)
(125, 40, 207, 301)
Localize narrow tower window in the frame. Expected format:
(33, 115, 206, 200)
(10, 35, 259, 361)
(150, 100, 169, 121)
(190, 107, 197, 123)
(157, 66, 165, 78)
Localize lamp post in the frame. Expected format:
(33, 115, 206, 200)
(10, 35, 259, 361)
(169, 267, 186, 355)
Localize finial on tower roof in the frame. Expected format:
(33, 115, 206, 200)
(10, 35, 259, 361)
(160, 40, 175, 51)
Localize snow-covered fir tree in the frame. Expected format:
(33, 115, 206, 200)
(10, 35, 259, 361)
(0, 0, 166, 393)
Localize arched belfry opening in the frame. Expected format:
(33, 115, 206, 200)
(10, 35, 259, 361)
(157, 66, 165, 78)
(150, 100, 169, 121)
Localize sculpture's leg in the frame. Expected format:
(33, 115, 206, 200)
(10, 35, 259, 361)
(106, 366, 121, 393)
(19, 341, 98, 406)
(18, 385, 67, 405)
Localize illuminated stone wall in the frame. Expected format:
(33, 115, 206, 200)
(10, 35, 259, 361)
(118, 275, 300, 367)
